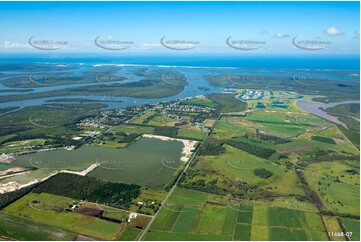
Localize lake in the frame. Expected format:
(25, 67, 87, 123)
(296, 100, 360, 128)
(11, 137, 184, 188)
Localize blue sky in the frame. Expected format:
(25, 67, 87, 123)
(0, 1, 359, 54)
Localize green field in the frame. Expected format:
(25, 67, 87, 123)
(269, 227, 328, 241)
(177, 129, 206, 140)
(144, 231, 232, 241)
(234, 224, 251, 240)
(119, 227, 142, 241)
(341, 218, 360, 241)
(1, 192, 123, 240)
(148, 187, 331, 241)
(311, 135, 336, 144)
(0, 213, 76, 240)
(269, 207, 325, 231)
(180, 98, 218, 108)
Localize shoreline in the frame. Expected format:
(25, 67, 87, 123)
(142, 134, 198, 162)
(0, 163, 99, 194)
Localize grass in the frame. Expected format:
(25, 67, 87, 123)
(112, 124, 155, 134)
(172, 207, 200, 233)
(341, 218, 360, 241)
(1, 192, 123, 240)
(177, 129, 206, 140)
(268, 207, 325, 232)
(206, 193, 229, 205)
(150, 208, 181, 231)
(131, 111, 156, 124)
(237, 205, 253, 224)
(212, 118, 249, 139)
(180, 98, 218, 108)
(208, 93, 247, 113)
(118, 227, 142, 241)
(322, 216, 346, 241)
(203, 145, 282, 183)
(196, 205, 229, 235)
(221, 207, 238, 235)
(167, 188, 208, 208)
(0, 213, 76, 241)
(144, 231, 232, 241)
(303, 171, 360, 216)
(270, 227, 328, 240)
(306, 161, 360, 186)
(311, 135, 336, 145)
(252, 206, 268, 226)
(0, 163, 15, 171)
(234, 223, 251, 240)
(250, 225, 268, 240)
(269, 227, 306, 241)
(151, 189, 208, 232)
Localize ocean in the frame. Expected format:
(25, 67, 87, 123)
(0, 53, 359, 71)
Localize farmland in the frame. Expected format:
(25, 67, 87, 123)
(0, 67, 359, 241)
(145, 188, 330, 241)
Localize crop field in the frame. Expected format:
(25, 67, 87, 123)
(341, 218, 360, 241)
(147, 114, 176, 126)
(322, 216, 346, 241)
(131, 111, 156, 124)
(0, 213, 76, 241)
(146, 188, 332, 241)
(0, 192, 124, 240)
(211, 118, 249, 139)
(119, 227, 142, 241)
(177, 129, 206, 140)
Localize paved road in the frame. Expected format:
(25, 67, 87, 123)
(137, 114, 222, 241)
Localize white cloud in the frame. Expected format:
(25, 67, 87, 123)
(1, 41, 29, 48)
(139, 43, 162, 50)
(324, 27, 344, 36)
(275, 33, 289, 38)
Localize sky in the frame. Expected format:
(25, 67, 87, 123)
(0, 1, 359, 54)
